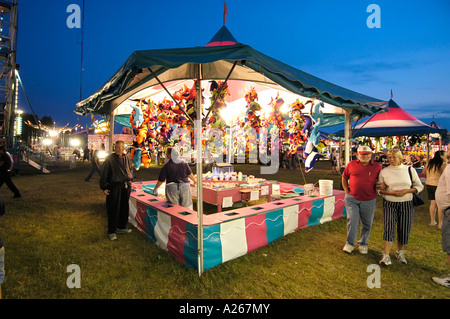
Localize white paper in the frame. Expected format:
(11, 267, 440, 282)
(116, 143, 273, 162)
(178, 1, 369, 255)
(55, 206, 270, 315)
(250, 190, 259, 201)
(261, 185, 269, 196)
(222, 196, 233, 208)
(272, 184, 280, 195)
(191, 185, 197, 197)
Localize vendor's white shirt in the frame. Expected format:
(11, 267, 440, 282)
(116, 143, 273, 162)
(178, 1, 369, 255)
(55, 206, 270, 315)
(436, 164, 450, 212)
(378, 164, 424, 202)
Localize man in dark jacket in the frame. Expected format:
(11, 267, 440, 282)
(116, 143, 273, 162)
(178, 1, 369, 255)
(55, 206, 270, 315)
(0, 146, 21, 198)
(100, 141, 134, 241)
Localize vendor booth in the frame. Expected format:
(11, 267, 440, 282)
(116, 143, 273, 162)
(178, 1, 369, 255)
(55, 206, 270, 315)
(75, 26, 386, 274)
(129, 180, 345, 272)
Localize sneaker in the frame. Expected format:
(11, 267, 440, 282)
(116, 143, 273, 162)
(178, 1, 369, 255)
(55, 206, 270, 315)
(431, 274, 450, 288)
(107, 233, 117, 241)
(395, 250, 407, 264)
(379, 254, 392, 266)
(342, 243, 354, 254)
(358, 245, 368, 254)
(116, 228, 132, 234)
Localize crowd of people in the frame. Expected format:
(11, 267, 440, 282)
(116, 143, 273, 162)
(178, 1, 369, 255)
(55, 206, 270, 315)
(96, 141, 449, 287)
(279, 149, 301, 170)
(77, 142, 450, 288)
(1, 140, 448, 297)
(341, 144, 449, 288)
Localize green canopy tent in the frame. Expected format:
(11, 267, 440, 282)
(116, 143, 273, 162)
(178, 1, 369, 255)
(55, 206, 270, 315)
(75, 38, 387, 124)
(75, 26, 387, 275)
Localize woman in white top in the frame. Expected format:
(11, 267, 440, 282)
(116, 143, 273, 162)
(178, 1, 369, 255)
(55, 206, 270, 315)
(378, 149, 424, 265)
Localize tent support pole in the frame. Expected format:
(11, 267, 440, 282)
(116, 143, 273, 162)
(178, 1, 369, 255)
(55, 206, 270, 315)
(426, 133, 430, 163)
(203, 61, 237, 124)
(344, 111, 351, 165)
(228, 125, 233, 164)
(195, 63, 204, 276)
(109, 112, 115, 154)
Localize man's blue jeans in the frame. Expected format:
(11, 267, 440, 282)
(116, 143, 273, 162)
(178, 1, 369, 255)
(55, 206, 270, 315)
(0, 246, 4, 286)
(345, 194, 377, 247)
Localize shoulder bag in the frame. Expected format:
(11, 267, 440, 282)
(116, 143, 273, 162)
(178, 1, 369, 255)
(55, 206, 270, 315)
(408, 167, 425, 207)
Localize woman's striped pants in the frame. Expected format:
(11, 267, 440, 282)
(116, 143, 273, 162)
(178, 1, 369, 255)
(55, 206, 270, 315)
(383, 200, 415, 245)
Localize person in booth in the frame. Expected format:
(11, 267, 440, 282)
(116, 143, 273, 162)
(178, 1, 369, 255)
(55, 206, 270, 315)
(153, 147, 196, 210)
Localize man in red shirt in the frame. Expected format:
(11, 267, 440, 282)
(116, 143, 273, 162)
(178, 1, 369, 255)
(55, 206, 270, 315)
(342, 145, 382, 254)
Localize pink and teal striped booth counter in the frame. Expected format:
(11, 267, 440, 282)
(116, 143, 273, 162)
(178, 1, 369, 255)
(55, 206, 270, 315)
(129, 181, 346, 272)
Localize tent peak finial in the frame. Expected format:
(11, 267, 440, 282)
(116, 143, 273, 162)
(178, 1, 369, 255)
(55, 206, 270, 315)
(205, 25, 239, 47)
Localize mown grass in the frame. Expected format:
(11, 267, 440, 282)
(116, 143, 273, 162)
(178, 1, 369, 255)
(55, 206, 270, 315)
(0, 160, 448, 299)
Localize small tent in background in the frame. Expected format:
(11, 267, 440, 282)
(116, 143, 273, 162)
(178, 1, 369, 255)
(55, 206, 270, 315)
(331, 99, 448, 163)
(429, 117, 450, 146)
(332, 99, 446, 138)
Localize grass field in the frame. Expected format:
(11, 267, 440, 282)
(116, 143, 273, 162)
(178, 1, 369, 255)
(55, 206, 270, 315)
(0, 159, 448, 300)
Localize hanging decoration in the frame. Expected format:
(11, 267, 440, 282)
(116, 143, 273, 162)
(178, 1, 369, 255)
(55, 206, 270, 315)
(287, 99, 307, 155)
(206, 80, 228, 130)
(243, 87, 262, 133)
(304, 100, 325, 172)
(267, 92, 285, 130)
(125, 80, 332, 171)
(129, 99, 152, 169)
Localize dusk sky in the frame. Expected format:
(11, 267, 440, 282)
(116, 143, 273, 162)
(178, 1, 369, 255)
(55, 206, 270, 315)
(15, 0, 450, 131)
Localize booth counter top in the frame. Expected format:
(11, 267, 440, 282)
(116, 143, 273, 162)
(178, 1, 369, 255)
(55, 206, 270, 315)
(131, 181, 221, 226)
(130, 180, 344, 226)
